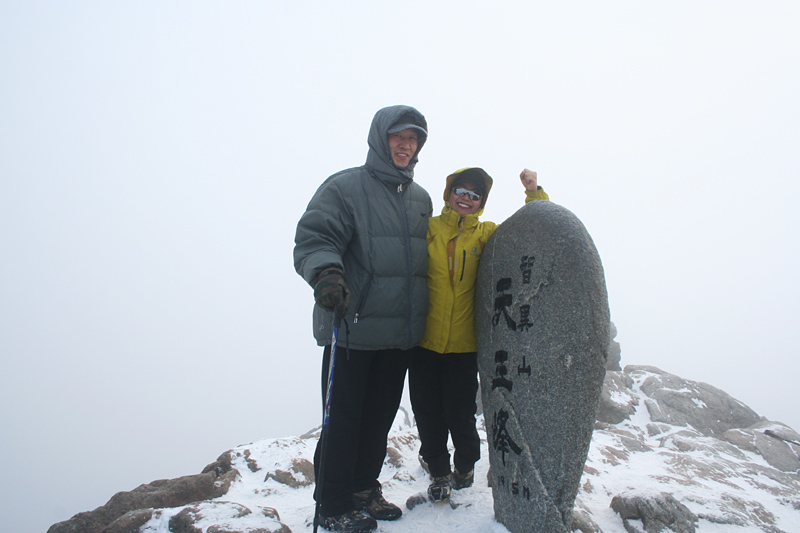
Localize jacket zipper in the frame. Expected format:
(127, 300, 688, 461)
(457, 216, 466, 282)
(396, 184, 414, 347)
(353, 273, 374, 324)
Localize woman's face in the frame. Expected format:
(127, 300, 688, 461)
(449, 183, 482, 216)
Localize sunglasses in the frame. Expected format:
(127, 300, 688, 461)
(453, 187, 482, 201)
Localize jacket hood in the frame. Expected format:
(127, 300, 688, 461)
(365, 105, 428, 186)
(443, 167, 494, 215)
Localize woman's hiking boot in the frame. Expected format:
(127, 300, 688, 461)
(427, 476, 452, 502)
(316, 509, 377, 532)
(451, 468, 474, 490)
(353, 486, 402, 521)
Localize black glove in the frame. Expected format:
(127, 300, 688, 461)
(313, 268, 351, 312)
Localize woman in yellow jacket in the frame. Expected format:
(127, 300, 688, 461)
(409, 167, 548, 501)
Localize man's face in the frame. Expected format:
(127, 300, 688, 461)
(387, 129, 419, 168)
(449, 183, 483, 216)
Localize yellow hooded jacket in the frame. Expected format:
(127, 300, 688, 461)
(419, 168, 549, 354)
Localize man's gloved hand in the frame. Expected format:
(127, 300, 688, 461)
(313, 268, 351, 312)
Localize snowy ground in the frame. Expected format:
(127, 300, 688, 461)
(121, 365, 800, 533)
(135, 400, 800, 532)
(140, 416, 520, 533)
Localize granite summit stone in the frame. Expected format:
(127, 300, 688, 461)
(476, 200, 609, 533)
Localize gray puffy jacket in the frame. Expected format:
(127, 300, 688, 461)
(294, 105, 432, 350)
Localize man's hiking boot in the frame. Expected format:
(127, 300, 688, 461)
(451, 468, 474, 490)
(353, 486, 402, 521)
(317, 509, 377, 532)
(427, 476, 452, 502)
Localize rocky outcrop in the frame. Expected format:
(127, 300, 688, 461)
(596, 371, 638, 424)
(724, 423, 800, 473)
(637, 366, 761, 437)
(595, 365, 762, 437)
(570, 507, 603, 532)
(48, 451, 254, 533)
(607, 321, 622, 371)
(611, 492, 698, 533)
(168, 501, 289, 533)
(581, 365, 800, 532)
(264, 458, 314, 489)
(100, 508, 156, 533)
(47, 346, 800, 532)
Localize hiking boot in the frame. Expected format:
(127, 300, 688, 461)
(353, 486, 402, 521)
(451, 468, 474, 490)
(427, 476, 451, 502)
(317, 509, 377, 532)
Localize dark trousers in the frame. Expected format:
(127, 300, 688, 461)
(408, 347, 481, 478)
(315, 345, 410, 517)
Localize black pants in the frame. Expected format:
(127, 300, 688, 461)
(408, 347, 481, 478)
(315, 345, 410, 517)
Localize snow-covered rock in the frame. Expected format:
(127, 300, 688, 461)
(576, 366, 799, 532)
(48, 369, 800, 533)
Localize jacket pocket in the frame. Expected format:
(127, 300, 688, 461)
(353, 273, 374, 324)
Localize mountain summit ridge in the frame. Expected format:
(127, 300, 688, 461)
(48, 364, 800, 533)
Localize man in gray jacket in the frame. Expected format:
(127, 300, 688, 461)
(294, 105, 432, 532)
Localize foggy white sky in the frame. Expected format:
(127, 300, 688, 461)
(1, 2, 798, 532)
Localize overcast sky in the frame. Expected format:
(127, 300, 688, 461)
(2, 2, 799, 532)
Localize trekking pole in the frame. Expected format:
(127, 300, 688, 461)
(314, 304, 345, 533)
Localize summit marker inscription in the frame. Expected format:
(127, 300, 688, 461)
(476, 201, 609, 533)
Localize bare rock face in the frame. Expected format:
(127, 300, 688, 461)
(611, 492, 698, 533)
(633, 365, 762, 437)
(581, 365, 800, 532)
(46, 452, 239, 533)
(100, 508, 154, 533)
(607, 321, 622, 371)
(595, 365, 763, 436)
(475, 201, 609, 533)
(596, 371, 638, 424)
(264, 458, 315, 488)
(168, 501, 289, 533)
(724, 423, 800, 473)
(570, 506, 602, 532)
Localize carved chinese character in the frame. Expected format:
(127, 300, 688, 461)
(492, 278, 516, 331)
(519, 255, 535, 284)
(492, 409, 522, 466)
(517, 356, 531, 376)
(518, 304, 533, 332)
(492, 350, 513, 391)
